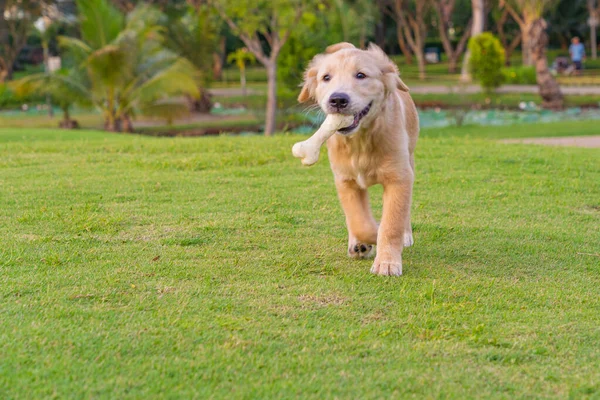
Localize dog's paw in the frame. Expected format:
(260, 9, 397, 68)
(404, 232, 414, 247)
(348, 243, 374, 259)
(370, 259, 402, 276)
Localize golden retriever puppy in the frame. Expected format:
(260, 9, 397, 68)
(298, 42, 419, 276)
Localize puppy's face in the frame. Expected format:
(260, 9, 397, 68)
(299, 43, 409, 135)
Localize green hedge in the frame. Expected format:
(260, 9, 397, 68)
(502, 66, 537, 85)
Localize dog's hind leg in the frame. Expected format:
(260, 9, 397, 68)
(335, 179, 378, 259)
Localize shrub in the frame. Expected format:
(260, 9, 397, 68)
(468, 33, 505, 92)
(0, 82, 45, 109)
(502, 66, 537, 85)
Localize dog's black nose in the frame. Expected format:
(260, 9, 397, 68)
(329, 93, 350, 110)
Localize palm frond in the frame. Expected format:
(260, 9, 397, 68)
(75, 0, 125, 48)
(128, 58, 200, 105)
(58, 36, 93, 63)
(10, 70, 93, 109)
(86, 45, 128, 88)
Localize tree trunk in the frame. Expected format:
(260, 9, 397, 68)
(558, 35, 568, 51)
(461, 0, 484, 82)
(359, 26, 367, 49)
(59, 108, 79, 129)
(521, 28, 533, 66)
(375, 5, 387, 50)
(415, 50, 426, 80)
(42, 41, 54, 118)
(186, 90, 212, 113)
(395, 1, 428, 77)
(3, 63, 14, 81)
(63, 108, 70, 126)
(592, 22, 598, 59)
(122, 114, 134, 133)
(264, 62, 277, 137)
(105, 117, 121, 132)
(0, 58, 7, 82)
(212, 36, 226, 80)
(396, 24, 413, 64)
(590, 0, 598, 59)
(448, 53, 459, 73)
(505, 35, 521, 65)
(240, 67, 247, 97)
(436, 1, 472, 74)
(530, 19, 563, 109)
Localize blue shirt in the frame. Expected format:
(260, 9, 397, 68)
(569, 43, 585, 61)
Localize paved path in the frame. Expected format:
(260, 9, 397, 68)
(503, 136, 600, 148)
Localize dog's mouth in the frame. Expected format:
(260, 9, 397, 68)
(337, 102, 372, 134)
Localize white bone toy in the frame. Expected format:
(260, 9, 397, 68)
(292, 114, 354, 166)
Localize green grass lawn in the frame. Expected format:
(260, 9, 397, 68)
(1, 121, 599, 398)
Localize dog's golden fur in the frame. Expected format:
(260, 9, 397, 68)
(298, 42, 419, 276)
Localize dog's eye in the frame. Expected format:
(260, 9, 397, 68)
(356, 72, 367, 79)
(323, 74, 331, 82)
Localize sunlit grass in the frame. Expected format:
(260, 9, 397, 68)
(1, 121, 599, 398)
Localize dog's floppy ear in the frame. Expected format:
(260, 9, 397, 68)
(325, 42, 356, 54)
(298, 54, 324, 103)
(382, 63, 410, 92)
(367, 43, 410, 93)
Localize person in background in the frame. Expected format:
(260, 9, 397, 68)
(569, 36, 586, 75)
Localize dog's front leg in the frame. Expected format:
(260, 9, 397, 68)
(371, 175, 413, 276)
(335, 179, 378, 259)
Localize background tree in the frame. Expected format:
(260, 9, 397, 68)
(34, 14, 59, 117)
(500, 0, 559, 66)
(332, 0, 377, 48)
(183, 0, 227, 86)
(547, 0, 587, 50)
(11, 66, 91, 128)
(433, 0, 473, 73)
(588, 0, 599, 59)
(227, 47, 255, 97)
(0, 0, 42, 81)
(460, 0, 484, 81)
(162, 4, 218, 113)
(529, 18, 563, 108)
(212, 0, 305, 137)
(60, 0, 199, 132)
(383, 0, 412, 63)
(276, 5, 338, 101)
(389, 0, 430, 80)
(494, 7, 522, 65)
(111, 0, 187, 12)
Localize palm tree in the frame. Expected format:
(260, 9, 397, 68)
(227, 48, 255, 97)
(11, 67, 91, 129)
(58, 0, 199, 132)
(162, 4, 218, 113)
